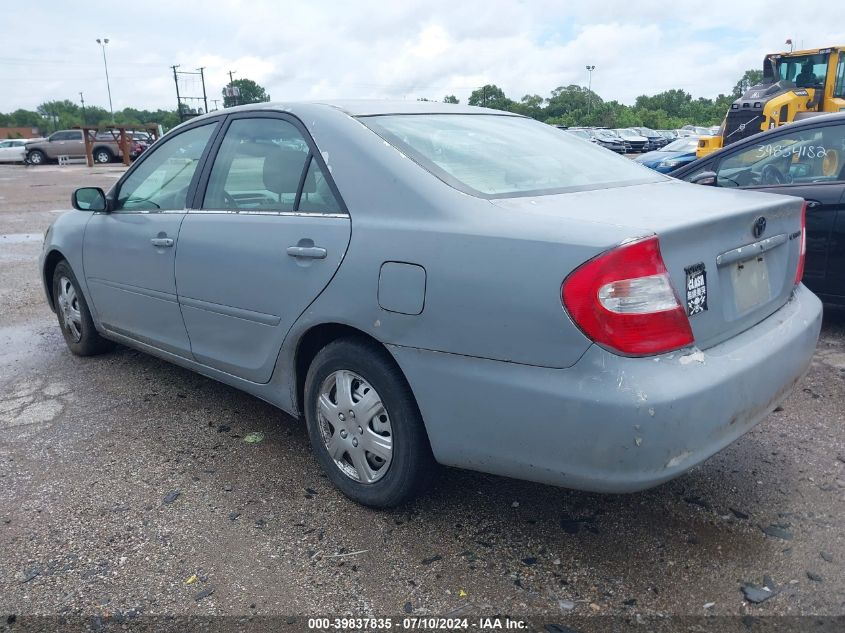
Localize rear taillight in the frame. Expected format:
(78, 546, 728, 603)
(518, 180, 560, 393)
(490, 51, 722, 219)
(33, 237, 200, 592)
(794, 201, 807, 285)
(562, 236, 694, 356)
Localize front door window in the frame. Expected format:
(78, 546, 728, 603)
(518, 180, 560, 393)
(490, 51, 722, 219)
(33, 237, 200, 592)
(115, 124, 216, 212)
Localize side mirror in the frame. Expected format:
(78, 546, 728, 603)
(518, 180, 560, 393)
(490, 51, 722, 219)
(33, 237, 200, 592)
(689, 170, 718, 186)
(72, 187, 107, 212)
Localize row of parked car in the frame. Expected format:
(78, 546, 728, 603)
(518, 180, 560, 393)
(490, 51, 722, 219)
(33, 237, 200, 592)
(561, 125, 718, 155)
(0, 130, 155, 165)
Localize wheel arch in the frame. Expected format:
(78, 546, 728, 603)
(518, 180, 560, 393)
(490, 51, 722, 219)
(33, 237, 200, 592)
(293, 323, 416, 418)
(42, 248, 68, 310)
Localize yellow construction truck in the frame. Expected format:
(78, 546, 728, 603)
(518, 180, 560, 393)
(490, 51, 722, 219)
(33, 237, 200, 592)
(697, 45, 845, 157)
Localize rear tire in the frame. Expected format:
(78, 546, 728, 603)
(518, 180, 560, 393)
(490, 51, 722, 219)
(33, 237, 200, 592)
(304, 338, 435, 507)
(93, 147, 113, 164)
(52, 260, 114, 356)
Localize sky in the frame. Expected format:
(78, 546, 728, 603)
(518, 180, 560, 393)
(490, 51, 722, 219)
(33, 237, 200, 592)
(3, 0, 845, 114)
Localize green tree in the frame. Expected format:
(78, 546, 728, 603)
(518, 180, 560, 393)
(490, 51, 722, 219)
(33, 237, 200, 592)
(513, 94, 544, 119)
(634, 89, 693, 118)
(467, 84, 514, 111)
(544, 85, 601, 123)
(733, 69, 764, 97)
(442, 95, 459, 104)
(223, 78, 271, 107)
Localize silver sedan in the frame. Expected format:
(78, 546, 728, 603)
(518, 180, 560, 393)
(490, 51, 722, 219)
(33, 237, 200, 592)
(40, 101, 822, 506)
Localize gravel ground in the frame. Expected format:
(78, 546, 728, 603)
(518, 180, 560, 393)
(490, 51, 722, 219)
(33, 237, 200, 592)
(0, 164, 843, 630)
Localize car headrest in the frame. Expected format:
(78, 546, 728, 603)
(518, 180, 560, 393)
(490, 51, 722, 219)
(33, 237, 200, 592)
(262, 145, 314, 194)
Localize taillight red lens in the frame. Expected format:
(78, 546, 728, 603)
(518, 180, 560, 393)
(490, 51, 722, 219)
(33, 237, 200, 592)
(794, 201, 807, 285)
(562, 236, 694, 356)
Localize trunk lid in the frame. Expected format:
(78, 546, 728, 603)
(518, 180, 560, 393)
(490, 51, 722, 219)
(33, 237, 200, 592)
(491, 179, 805, 351)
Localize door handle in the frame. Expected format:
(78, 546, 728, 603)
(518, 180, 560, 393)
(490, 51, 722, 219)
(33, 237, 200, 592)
(805, 199, 821, 208)
(287, 246, 327, 259)
(150, 237, 174, 247)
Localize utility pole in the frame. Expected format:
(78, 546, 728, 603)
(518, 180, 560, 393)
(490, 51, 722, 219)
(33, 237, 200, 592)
(79, 92, 86, 124)
(227, 70, 238, 106)
(585, 65, 596, 115)
(96, 38, 114, 122)
(197, 67, 208, 114)
(211, 99, 220, 111)
(172, 64, 183, 121)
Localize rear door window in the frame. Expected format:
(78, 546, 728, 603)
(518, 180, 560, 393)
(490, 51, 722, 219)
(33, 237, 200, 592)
(202, 116, 342, 213)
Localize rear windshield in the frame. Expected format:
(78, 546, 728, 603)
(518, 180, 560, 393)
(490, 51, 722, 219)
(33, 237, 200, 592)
(361, 114, 661, 198)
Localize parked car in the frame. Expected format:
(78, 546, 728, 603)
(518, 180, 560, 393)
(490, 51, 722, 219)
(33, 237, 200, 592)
(559, 127, 593, 141)
(587, 128, 627, 153)
(634, 137, 701, 172)
(0, 138, 30, 163)
(656, 130, 679, 141)
(559, 127, 626, 153)
(671, 111, 845, 306)
(41, 101, 821, 507)
(674, 129, 697, 138)
(614, 128, 649, 152)
(682, 125, 715, 136)
(26, 129, 143, 165)
(633, 126, 669, 150)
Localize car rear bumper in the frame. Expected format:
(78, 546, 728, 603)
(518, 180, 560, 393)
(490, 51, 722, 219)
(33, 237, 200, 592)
(389, 284, 822, 492)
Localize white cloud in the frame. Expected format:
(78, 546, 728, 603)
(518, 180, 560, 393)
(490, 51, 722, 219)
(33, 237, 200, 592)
(1, 0, 844, 113)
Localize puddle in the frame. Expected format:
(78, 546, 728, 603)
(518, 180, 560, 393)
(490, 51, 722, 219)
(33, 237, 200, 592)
(0, 233, 42, 243)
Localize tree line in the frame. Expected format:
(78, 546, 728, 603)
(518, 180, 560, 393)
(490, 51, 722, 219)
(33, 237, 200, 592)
(444, 69, 762, 129)
(1, 70, 762, 136)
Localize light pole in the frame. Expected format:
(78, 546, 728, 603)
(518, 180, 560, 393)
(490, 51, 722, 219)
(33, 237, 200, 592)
(96, 38, 114, 122)
(585, 65, 596, 115)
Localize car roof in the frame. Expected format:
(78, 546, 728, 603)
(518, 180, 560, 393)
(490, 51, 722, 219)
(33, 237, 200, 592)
(197, 99, 523, 119)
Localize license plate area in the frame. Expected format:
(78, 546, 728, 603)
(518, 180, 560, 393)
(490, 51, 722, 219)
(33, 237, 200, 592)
(731, 254, 770, 314)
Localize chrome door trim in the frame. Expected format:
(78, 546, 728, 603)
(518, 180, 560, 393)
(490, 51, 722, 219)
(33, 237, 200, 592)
(187, 208, 348, 218)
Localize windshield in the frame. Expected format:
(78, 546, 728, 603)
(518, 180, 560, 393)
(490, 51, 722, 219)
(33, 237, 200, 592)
(663, 138, 699, 152)
(363, 115, 660, 197)
(777, 53, 829, 88)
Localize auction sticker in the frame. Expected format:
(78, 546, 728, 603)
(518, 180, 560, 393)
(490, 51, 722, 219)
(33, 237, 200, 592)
(685, 263, 708, 316)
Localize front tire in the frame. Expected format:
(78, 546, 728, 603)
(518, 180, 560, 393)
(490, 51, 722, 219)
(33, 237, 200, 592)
(27, 149, 46, 165)
(52, 261, 114, 356)
(304, 338, 434, 507)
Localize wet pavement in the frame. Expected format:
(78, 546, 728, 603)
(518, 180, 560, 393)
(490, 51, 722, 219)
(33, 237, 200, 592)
(0, 164, 844, 625)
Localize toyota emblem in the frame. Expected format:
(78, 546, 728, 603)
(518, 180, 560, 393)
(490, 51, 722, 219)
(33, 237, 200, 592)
(752, 216, 767, 239)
